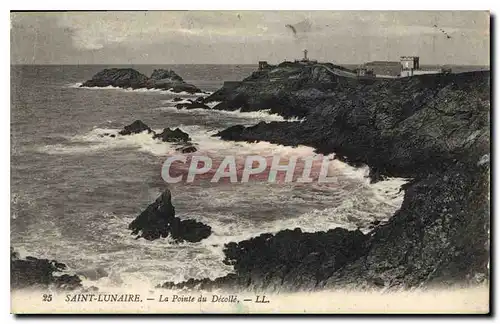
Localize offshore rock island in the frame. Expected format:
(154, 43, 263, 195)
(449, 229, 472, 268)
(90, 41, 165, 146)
(158, 58, 490, 291)
(80, 68, 203, 94)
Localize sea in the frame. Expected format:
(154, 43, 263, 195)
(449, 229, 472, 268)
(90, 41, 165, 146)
(10, 64, 408, 290)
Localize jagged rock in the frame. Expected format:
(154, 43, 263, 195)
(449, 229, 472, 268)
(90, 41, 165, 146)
(11, 249, 82, 290)
(129, 189, 211, 242)
(150, 69, 184, 82)
(118, 120, 153, 136)
(153, 128, 191, 142)
(112, 121, 198, 152)
(169, 218, 212, 243)
(81, 68, 149, 88)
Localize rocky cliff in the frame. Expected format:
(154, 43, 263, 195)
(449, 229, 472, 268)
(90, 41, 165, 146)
(215, 71, 490, 179)
(160, 67, 490, 291)
(204, 62, 358, 118)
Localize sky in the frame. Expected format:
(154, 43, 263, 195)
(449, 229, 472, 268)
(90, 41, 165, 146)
(10, 11, 490, 65)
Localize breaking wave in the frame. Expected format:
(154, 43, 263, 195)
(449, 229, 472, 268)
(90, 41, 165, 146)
(33, 125, 312, 158)
(27, 123, 407, 289)
(156, 106, 304, 122)
(67, 82, 211, 96)
(33, 128, 179, 156)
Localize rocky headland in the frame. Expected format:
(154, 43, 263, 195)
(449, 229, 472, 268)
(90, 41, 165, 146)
(159, 63, 490, 291)
(203, 61, 359, 118)
(81, 68, 203, 94)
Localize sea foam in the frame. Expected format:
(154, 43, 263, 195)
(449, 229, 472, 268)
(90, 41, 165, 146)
(68, 82, 211, 96)
(156, 106, 304, 122)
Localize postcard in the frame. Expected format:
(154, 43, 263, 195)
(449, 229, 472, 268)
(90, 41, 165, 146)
(10, 10, 490, 314)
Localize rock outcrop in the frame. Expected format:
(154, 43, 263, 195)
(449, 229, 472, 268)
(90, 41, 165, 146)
(81, 68, 150, 89)
(11, 249, 83, 290)
(153, 127, 197, 153)
(153, 128, 191, 142)
(81, 68, 202, 94)
(214, 71, 490, 179)
(161, 69, 490, 291)
(110, 121, 197, 153)
(129, 189, 211, 242)
(118, 120, 154, 135)
(159, 227, 368, 291)
(321, 161, 490, 289)
(204, 62, 356, 118)
(150, 69, 184, 83)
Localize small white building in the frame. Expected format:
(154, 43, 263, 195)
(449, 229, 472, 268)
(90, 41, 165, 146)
(399, 56, 445, 77)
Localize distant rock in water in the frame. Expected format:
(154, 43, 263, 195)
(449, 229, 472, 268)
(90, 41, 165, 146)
(150, 69, 184, 82)
(11, 248, 82, 290)
(153, 128, 198, 153)
(129, 189, 211, 242)
(81, 68, 150, 89)
(118, 120, 154, 135)
(104, 121, 198, 153)
(153, 127, 191, 142)
(80, 68, 202, 94)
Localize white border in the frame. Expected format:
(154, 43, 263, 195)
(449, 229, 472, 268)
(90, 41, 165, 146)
(3, 1, 495, 10)
(1, 2, 496, 323)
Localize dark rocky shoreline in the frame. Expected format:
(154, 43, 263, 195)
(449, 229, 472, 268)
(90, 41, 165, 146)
(11, 248, 83, 291)
(159, 65, 490, 291)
